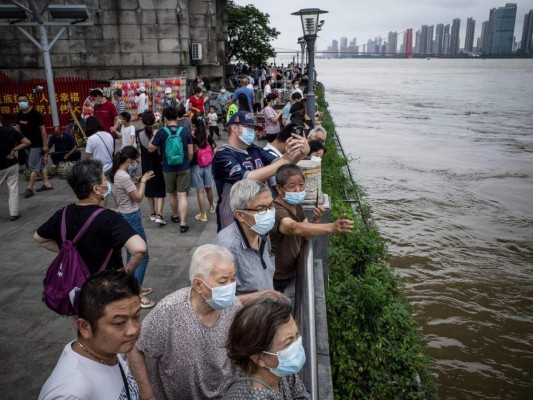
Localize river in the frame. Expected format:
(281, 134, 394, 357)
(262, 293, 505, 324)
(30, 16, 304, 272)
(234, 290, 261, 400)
(317, 58, 533, 399)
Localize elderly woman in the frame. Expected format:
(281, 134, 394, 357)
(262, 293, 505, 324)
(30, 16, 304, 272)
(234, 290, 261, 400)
(128, 244, 278, 400)
(213, 179, 276, 295)
(223, 297, 310, 399)
(270, 164, 354, 292)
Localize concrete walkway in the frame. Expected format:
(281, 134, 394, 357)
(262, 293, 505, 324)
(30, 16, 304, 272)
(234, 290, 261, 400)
(0, 146, 224, 398)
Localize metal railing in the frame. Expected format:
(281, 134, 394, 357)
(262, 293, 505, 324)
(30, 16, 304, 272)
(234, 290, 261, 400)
(294, 241, 319, 399)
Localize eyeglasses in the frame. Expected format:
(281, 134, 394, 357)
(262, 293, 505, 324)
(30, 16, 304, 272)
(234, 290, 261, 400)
(241, 204, 275, 215)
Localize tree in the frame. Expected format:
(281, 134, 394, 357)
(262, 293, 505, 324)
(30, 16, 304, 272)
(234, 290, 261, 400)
(227, 1, 280, 66)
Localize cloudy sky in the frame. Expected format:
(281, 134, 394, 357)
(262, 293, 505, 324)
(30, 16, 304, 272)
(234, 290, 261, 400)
(234, 0, 533, 52)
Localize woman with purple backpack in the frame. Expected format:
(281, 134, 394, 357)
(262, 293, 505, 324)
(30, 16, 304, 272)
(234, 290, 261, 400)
(190, 115, 216, 222)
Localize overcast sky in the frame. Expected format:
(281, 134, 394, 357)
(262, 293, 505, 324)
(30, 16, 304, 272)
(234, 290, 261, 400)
(234, 0, 533, 52)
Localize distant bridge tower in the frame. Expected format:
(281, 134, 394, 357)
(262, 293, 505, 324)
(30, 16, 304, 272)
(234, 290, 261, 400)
(404, 28, 413, 58)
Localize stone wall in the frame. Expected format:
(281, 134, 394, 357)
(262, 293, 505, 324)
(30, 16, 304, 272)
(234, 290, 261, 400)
(0, 0, 228, 85)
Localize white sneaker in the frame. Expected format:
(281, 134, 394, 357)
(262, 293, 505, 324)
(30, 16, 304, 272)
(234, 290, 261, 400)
(150, 214, 157, 222)
(155, 215, 167, 225)
(209, 204, 216, 214)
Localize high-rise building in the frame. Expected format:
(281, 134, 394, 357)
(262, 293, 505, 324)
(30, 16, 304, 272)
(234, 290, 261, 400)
(487, 3, 517, 55)
(427, 25, 435, 54)
(465, 17, 476, 52)
(414, 29, 421, 54)
(520, 10, 533, 52)
(340, 36, 348, 58)
(419, 25, 429, 54)
(450, 18, 461, 54)
(348, 37, 358, 55)
(480, 20, 490, 53)
(404, 28, 413, 57)
(327, 40, 339, 58)
(435, 23, 444, 54)
(388, 31, 398, 53)
(443, 24, 451, 54)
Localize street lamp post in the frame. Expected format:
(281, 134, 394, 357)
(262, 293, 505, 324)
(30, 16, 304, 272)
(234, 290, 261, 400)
(292, 8, 328, 127)
(298, 37, 306, 75)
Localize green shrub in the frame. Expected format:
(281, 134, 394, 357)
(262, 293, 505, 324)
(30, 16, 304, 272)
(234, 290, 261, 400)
(318, 89, 438, 399)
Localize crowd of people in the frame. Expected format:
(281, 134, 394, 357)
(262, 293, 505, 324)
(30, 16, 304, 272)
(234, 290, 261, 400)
(1, 69, 353, 399)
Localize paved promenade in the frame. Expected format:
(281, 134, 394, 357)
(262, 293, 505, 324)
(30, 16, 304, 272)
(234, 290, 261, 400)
(0, 155, 220, 398)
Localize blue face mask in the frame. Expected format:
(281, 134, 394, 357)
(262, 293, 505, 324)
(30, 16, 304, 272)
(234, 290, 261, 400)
(264, 336, 306, 377)
(103, 181, 112, 199)
(239, 127, 255, 146)
(283, 190, 306, 205)
(18, 101, 29, 110)
(201, 280, 236, 310)
(246, 208, 275, 235)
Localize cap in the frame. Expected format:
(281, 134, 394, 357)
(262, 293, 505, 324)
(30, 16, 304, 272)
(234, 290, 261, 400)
(227, 111, 261, 127)
(164, 87, 172, 94)
(289, 102, 305, 114)
(139, 86, 146, 92)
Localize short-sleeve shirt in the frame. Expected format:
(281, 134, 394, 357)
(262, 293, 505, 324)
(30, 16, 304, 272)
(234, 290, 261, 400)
(269, 200, 307, 280)
(189, 95, 205, 115)
(93, 100, 118, 134)
(213, 221, 275, 294)
(37, 204, 137, 274)
(85, 131, 115, 173)
(0, 126, 24, 170)
(152, 125, 192, 173)
(231, 87, 254, 111)
(264, 106, 280, 134)
(212, 144, 279, 231)
(282, 103, 292, 122)
(112, 169, 139, 214)
(136, 287, 242, 400)
(222, 369, 310, 400)
(48, 133, 76, 153)
(16, 108, 44, 148)
(120, 125, 135, 149)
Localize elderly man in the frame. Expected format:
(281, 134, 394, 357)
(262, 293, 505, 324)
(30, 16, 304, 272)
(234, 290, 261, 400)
(213, 179, 276, 295)
(307, 125, 327, 143)
(47, 126, 80, 167)
(212, 111, 309, 231)
(34, 159, 147, 275)
(39, 270, 141, 399)
(270, 164, 354, 292)
(128, 244, 278, 400)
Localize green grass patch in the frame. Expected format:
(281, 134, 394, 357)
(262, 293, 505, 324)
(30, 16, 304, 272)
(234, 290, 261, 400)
(318, 89, 438, 399)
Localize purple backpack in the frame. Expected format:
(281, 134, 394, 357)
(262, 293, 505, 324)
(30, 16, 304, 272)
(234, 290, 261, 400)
(43, 207, 112, 316)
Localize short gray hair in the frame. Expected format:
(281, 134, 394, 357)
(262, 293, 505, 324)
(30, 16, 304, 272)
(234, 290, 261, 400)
(308, 125, 327, 140)
(189, 244, 234, 283)
(229, 179, 270, 212)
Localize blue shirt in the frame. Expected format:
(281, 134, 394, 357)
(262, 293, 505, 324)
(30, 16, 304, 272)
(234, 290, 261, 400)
(212, 143, 279, 231)
(48, 132, 76, 152)
(231, 87, 254, 112)
(152, 125, 192, 173)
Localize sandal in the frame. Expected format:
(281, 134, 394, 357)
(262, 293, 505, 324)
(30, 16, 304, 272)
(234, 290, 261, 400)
(171, 215, 180, 223)
(180, 224, 189, 233)
(141, 287, 153, 296)
(140, 296, 156, 309)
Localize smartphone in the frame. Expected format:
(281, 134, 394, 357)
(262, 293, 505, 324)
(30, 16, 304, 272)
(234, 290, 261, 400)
(292, 125, 304, 137)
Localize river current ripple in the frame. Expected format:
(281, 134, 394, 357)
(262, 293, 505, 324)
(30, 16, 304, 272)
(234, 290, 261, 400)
(318, 58, 533, 399)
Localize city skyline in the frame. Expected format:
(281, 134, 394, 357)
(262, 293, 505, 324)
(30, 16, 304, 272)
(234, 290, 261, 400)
(233, 0, 532, 54)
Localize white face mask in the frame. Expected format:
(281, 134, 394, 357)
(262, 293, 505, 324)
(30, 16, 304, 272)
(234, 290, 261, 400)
(310, 155, 322, 163)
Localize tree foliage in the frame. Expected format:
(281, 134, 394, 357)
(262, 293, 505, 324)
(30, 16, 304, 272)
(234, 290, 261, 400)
(227, 1, 280, 66)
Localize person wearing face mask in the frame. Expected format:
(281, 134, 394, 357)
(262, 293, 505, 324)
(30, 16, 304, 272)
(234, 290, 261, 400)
(128, 244, 280, 400)
(16, 93, 54, 198)
(109, 146, 156, 308)
(270, 164, 354, 293)
(161, 87, 178, 109)
(213, 179, 277, 295)
(212, 111, 310, 231)
(34, 159, 147, 280)
(217, 85, 231, 119)
(306, 139, 326, 162)
(223, 296, 310, 399)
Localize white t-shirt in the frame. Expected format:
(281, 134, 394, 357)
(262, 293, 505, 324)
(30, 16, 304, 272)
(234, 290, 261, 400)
(135, 93, 148, 114)
(264, 84, 272, 98)
(120, 125, 135, 149)
(207, 112, 218, 127)
(39, 341, 139, 400)
(86, 131, 115, 173)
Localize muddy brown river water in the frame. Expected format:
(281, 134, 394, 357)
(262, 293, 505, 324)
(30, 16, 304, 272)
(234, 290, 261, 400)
(318, 58, 533, 399)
